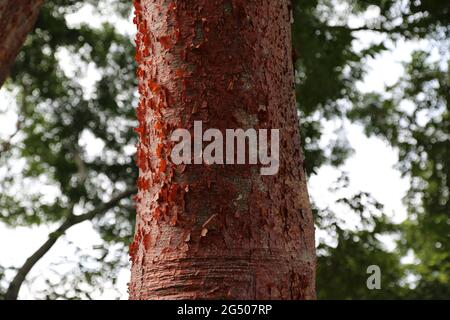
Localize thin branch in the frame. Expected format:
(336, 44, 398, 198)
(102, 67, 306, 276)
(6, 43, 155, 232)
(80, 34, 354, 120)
(73, 150, 88, 185)
(4, 188, 136, 300)
(327, 12, 418, 35)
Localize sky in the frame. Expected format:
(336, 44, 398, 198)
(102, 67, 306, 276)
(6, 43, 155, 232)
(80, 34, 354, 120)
(0, 3, 420, 299)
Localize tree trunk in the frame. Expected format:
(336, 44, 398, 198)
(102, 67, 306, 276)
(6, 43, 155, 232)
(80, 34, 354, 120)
(129, 0, 316, 299)
(0, 0, 43, 88)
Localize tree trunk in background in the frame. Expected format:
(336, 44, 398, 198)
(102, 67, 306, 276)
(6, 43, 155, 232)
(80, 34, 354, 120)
(0, 0, 43, 88)
(129, 0, 316, 299)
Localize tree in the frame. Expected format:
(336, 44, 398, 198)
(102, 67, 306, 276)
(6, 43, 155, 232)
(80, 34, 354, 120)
(128, 0, 316, 299)
(0, 0, 44, 88)
(1, 0, 139, 299)
(0, 0, 448, 300)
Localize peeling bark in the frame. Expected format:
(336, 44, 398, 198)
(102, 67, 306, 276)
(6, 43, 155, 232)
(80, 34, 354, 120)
(0, 0, 43, 88)
(129, 0, 316, 299)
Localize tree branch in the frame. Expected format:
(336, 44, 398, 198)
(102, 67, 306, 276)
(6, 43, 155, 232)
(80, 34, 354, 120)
(4, 188, 136, 300)
(0, 0, 44, 88)
(326, 12, 417, 35)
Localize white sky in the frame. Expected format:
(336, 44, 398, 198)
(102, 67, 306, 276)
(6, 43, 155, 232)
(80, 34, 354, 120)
(0, 4, 423, 299)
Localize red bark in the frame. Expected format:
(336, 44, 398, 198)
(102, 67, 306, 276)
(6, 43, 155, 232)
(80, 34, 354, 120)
(0, 0, 43, 88)
(129, 0, 316, 299)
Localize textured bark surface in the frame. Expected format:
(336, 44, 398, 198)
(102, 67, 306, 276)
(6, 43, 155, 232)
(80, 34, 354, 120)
(0, 0, 43, 88)
(129, 0, 316, 299)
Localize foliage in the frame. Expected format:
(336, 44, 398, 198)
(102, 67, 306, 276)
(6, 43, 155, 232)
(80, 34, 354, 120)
(291, 0, 449, 299)
(0, 0, 137, 299)
(348, 50, 449, 298)
(0, 0, 448, 299)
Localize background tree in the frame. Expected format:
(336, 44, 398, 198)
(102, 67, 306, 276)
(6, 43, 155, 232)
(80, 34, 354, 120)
(1, 0, 138, 299)
(0, 0, 44, 87)
(0, 0, 448, 299)
(128, 0, 316, 299)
